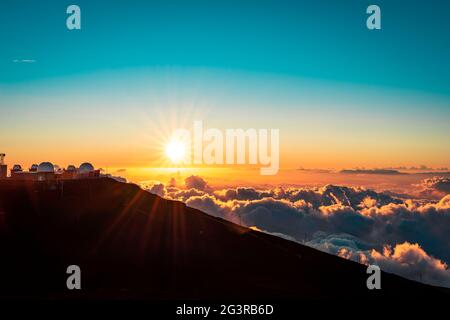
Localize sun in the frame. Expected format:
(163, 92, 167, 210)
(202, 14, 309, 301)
(165, 140, 187, 164)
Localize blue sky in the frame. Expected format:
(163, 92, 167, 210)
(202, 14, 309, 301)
(1, 0, 449, 94)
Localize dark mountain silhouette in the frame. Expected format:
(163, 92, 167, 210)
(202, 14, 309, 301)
(0, 178, 448, 301)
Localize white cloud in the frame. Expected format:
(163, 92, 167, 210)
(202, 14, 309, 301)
(142, 175, 450, 287)
(13, 59, 36, 63)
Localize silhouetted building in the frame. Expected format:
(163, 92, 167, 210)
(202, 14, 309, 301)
(2, 158, 101, 182)
(77, 162, 100, 179)
(36, 162, 55, 181)
(0, 153, 6, 179)
(59, 165, 77, 180)
(0, 153, 102, 182)
(0, 166, 6, 179)
(10, 164, 32, 180)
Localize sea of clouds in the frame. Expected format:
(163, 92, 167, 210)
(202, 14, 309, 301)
(144, 175, 450, 288)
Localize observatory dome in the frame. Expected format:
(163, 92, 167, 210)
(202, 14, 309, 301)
(12, 164, 23, 172)
(37, 162, 55, 173)
(79, 162, 94, 173)
(67, 165, 76, 171)
(30, 164, 39, 172)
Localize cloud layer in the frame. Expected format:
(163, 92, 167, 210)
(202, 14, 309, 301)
(145, 176, 450, 287)
(414, 176, 450, 200)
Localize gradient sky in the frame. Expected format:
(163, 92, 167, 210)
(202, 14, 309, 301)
(1, 0, 449, 173)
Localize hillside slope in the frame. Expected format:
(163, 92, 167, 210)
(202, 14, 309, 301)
(0, 178, 447, 300)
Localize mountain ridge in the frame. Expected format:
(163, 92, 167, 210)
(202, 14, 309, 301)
(0, 178, 448, 300)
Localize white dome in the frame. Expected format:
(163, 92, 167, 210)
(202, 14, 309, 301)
(12, 164, 22, 172)
(37, 162, 55, 173)
(79, 162, 94, 173)
(67, 165, 76, 171)
(29, 164, 38, 172)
